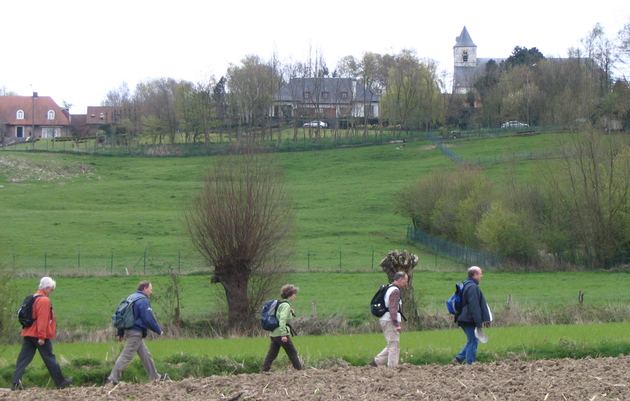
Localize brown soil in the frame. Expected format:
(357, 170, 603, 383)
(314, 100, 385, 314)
(2, 356, 629, 401)
(0, 155, 92, 183)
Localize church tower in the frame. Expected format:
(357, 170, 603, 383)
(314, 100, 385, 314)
(453, 26, 478, 93)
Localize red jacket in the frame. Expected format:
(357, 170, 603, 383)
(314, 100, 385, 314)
(21, 290, 57, 340)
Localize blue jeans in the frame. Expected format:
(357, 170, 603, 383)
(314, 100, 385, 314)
(456, 325, 478, 364)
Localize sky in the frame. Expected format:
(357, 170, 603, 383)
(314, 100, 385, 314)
(1, 0, 628, 113)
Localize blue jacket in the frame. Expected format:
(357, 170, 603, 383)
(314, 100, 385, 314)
(456, 279, 491, 328)
(117, 291, 162, 337)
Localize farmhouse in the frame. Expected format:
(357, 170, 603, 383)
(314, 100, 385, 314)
(0, 93, 70, 140)
(272, 77, 380, 127)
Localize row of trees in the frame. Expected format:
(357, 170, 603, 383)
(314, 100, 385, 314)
(398, 132, 630, 268)
(98, 49, 447, 145)
(450, 23, 630, 130)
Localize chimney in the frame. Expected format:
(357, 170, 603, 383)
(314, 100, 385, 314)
(32, 92, 38, 98)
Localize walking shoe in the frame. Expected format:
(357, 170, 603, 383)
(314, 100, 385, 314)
(104, 378, 118, 386)
(11, 381, 23, 391)
(156, 373, 170, 382)
(451, 357, 464, 365)
(368, 359, 378, 367)
(57, 378, 73, 389)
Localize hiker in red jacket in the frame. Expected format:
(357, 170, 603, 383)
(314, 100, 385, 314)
(11, 277, 72, 391)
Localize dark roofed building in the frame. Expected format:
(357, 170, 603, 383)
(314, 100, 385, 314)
(272, 77, 380, 125)
(0, 94, 70, 140)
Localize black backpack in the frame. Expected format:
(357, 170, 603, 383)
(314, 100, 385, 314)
(17, 294, 42, 328)
(370, 284, 394, 317)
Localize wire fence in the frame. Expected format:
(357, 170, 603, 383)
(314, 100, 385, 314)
(0, 246, 402, 277)
(407, 226, 503, 267)
(1, 129, 433, 157)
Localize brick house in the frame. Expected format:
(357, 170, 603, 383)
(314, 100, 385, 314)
(0, 93, 70, 140)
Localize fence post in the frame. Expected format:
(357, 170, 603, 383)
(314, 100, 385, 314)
(307, 250, 310, 271)
(178, 250, 181, 273)
(371, 247, 375, 271)
(77, 249, 81, 272)
(143, 248, 147, 275)
(338, 249, 342, 272)
(110, 249, 114, 274)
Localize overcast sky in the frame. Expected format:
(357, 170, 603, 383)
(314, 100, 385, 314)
(1, 0, 628, 113)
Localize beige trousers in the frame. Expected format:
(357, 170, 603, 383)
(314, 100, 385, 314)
(108, 330, 159, 382)
(374, 320, 400, 367)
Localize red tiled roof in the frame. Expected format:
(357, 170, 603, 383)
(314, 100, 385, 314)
(0, 96, 70, 126)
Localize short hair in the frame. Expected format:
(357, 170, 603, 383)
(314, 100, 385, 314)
(137, 281, 151, 292)
(468, 266, 482, 278)
(280, 284, 299, 299)
(392, 271, 407, 282)
(39, 277, 56, 290)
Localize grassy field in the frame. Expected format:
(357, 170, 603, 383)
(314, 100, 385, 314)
(0, 140, 449, 272)
(9, 271, 630, 330)
(1, 322, 629, 387)
(0, 133, 574, 273)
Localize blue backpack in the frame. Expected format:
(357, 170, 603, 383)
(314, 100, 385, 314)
(260, 300, 287, 331)
(446, 281, 470, 316)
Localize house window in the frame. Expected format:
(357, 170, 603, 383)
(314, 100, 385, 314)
(303, 91, 311, 100)
(462, 50, 469, 63)
(340, 92, 348, 100)
(47, 110, 55, 120)
(16, 109, 25, 120)
(99, 113, 105, 120)
(321, 91, 330, 100)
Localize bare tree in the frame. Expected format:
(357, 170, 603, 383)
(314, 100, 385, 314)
(187, 154, 293, 331)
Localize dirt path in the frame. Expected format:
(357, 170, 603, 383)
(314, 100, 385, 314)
(2, 356, 629, 401)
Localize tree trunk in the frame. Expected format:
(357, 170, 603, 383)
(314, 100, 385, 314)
(218, 270, 252, 332)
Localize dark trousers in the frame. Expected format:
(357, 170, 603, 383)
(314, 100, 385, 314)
(12, 337, 65, 387)
(262, 336, 302, 372)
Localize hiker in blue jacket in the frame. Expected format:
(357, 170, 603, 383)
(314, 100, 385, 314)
(453, 266, 491, 365)
(106, 281, 166, 385)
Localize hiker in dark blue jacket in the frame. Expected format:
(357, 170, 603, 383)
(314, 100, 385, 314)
(107, 281, 166, 385)
(453, 266, 491, 365)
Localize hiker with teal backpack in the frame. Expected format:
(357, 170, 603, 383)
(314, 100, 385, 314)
(261, 284, 302, 372)
(107, 281, 167, 385)
(447, 266, 492, 365)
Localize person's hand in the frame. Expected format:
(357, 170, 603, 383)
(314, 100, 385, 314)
(159, 331, 164, 336)
(395, 325, 402, 332)
(281, 336, 288, 343)
(37, 339, 45, 346)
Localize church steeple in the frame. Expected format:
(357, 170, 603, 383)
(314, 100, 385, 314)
(453, 26, 477, 68)
(455, 26, 476, 48)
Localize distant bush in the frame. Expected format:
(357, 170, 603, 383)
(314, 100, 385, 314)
(477, 202, 538, 262)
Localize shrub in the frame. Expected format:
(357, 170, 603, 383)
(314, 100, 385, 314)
(477, 202, 538, 262)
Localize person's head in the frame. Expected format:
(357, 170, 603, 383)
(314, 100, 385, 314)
(468, 266, 483, 282)
(392, 271, 409, 289)
(280, 284, 299, 301)
(138, 281, 153, 297)
(38, 277, 56, 295)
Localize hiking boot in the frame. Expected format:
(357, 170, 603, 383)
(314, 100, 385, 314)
(104, 378, 118, 386)
(156, 373, 170, 382)
(11, 381, 23, 391)
(57, 378, 73, 389)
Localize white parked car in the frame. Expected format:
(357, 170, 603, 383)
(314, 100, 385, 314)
(303, 121, 328, 128)
(501, 121, 529, 129)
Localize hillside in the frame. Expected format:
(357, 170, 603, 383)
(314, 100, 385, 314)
(0, 133, 576, 273)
